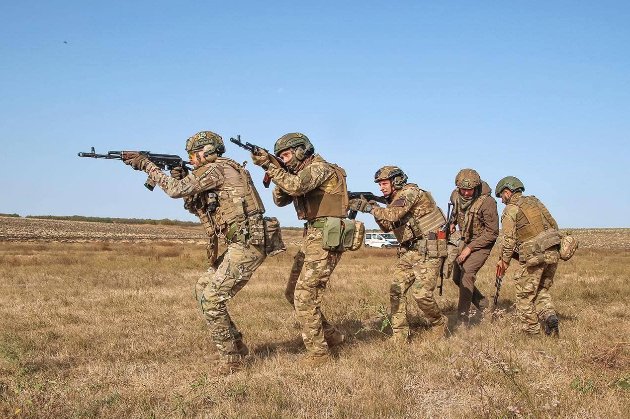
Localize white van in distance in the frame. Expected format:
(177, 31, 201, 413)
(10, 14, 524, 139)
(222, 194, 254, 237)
(364, 232, 399, 248)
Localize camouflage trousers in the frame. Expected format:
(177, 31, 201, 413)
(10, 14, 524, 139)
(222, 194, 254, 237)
(287, 227, 342, 356)
(514, 250, 558, 334)
(391, 249, 444, 339)
(196, 242, 266, 362)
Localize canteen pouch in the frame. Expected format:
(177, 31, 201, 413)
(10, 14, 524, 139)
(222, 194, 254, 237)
(322, 217, 343, 251)
(559, 233, 579, 261)
(340, 219, 365, 251)
(263, 217, 286, 256)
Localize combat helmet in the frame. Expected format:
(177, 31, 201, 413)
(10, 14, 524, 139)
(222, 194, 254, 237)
(185, 131, 225, 156)
(374, 166, 408, 190)
(274, 132, 314, 160)
(494, 176, 525, 197)
(455, 168, 481, 189)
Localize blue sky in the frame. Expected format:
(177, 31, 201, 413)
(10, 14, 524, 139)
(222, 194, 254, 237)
(1, 1, 629, 228)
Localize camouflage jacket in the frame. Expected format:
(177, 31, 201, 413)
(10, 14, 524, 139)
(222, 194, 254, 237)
(267, 154, 347, 220)
(372, 183, 441, 244)
(451, 181, 499, 252)
(499, 192, 558, 263)
(142, 157, 264, 233)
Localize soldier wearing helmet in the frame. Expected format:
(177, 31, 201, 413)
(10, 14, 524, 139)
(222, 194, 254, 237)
(448, 169, 499, 326)
(349, 166, 449, 342)
(495, 176, 561, 337)
(123, 130, 274, 374)
(250, 132, 348, 367)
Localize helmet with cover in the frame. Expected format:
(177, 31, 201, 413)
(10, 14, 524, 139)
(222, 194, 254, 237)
(455, 168, 481, 189)
(374, 165, 408, 190)
(273, 132, 314, 160)
(185, 131, 225, 156)
(494, 176, 525, 197)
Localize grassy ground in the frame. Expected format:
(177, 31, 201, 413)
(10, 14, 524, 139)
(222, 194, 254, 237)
(0, 237, 628, 418)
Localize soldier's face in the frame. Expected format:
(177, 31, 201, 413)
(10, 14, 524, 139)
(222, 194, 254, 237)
(279, 149, 294, 165)
(189, 151, 202, 168)
(500, 189, 513, 204)
(378, 180, 393, 197)
(459, 188, 475, 200)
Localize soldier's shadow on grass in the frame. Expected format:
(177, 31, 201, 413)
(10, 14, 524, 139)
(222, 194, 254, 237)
(252, 336, 306, 359)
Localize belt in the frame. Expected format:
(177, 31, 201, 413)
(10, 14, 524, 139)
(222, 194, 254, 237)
(305, 218, 326, 229)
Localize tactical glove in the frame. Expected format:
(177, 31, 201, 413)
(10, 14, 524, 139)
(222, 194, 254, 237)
(123, 153, 149, 171)
(251, 150, 272, 169)
(170, 166, 189, 179)
(348, 197, 373, 213)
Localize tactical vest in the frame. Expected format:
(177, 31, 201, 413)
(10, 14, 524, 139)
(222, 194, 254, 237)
(192, 158, 265, 233)
(392, 186, 446, 244)
(458, 195, 489, 244)
(294, 157, 348, 221)
(514, 195, 556, 243)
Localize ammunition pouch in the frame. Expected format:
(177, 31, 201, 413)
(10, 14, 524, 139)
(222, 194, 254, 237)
(263, 217, 286, 256)
(559, 233, 579, 261)
(518, 229, 561, 264)
(402, 237, 448, 258)
(321, 217, 365, 251)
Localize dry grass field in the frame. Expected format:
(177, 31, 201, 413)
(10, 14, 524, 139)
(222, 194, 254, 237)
(1, 216, 629, 418)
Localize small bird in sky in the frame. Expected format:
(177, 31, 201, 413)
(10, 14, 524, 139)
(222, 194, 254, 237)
(63, 41, 68, 44)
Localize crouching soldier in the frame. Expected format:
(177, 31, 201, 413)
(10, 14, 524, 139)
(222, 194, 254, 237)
(350, 166, 448, 342)
(495, 176, 561, 337)
(123, 131, 273, 374)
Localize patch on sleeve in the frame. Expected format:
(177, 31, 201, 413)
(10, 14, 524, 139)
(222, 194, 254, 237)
(391, 197, 406, 207)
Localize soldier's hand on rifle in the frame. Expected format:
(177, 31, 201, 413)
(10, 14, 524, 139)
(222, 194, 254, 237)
(170, 166, 189, 179)
(367, 200, 381, 209)
(122, 152, 149, 171)
(496, 259, 509, 278)
(450, 223, 456, 234)
(251, 150, 272, 169)
(349, 196, 373, 213)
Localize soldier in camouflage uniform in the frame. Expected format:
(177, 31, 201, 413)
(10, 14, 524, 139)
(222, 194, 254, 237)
(449, 169, 499, 325)
(350, 167, 448, 342)
(495, 176, 560, 337)
(123, 131, 268, 373)
(251, 133, 347, 366)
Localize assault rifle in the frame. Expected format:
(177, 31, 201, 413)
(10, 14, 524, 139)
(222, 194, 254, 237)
(229, 135, 286, 188)
(78, 147, 190, 191)
(437, 202, 454, 296)
(347, 192, 388, 220)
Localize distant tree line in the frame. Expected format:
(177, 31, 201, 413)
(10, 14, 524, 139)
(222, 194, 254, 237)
(22, 215, 201, 227)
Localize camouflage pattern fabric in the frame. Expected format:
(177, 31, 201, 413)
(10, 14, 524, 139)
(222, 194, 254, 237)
(514, 250, 558, 334)
(499, 192, 559, 333)
(292, 227, 343, 355)
(200, 242, 266, 361)
(391, 249, 444, 339)
(372, 183, 440, 244)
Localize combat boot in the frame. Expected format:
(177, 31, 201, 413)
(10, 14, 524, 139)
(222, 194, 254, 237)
(544, 314, 560, 338)
(235, 340, 249, 357)
(298, 353, 332, 368)
(325, 330, 345, 348)
(425, 315, 449, 340)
